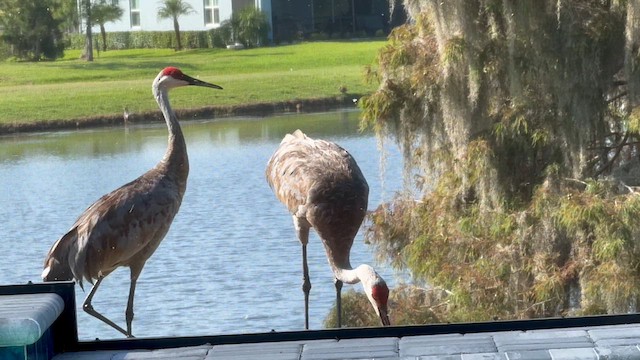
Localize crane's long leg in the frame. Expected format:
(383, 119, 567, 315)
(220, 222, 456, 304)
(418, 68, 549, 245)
(302, 243, 311, 330)
(125, 264, 144, 338)
(294, 215, 311, 330)
(83, 275, 130, 338)
(334, 279, 343, 328)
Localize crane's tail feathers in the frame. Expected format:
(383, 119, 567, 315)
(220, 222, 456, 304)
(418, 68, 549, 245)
(42, 228, 83, 288)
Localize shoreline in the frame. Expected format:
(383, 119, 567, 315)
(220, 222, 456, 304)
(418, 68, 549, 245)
(0, 95, 362, 136)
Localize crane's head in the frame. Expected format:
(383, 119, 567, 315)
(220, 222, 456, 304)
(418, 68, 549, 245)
(358, 265, 391, 326)
(369, 279, 391, 326)
(154, 66, 223, 91)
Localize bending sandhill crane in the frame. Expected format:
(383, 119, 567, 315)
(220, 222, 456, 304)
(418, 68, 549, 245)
(266, 130, 390, 329)
(42, 67, 222, 338)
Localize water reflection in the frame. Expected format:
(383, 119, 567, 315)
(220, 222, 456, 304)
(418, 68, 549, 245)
(0, 110, 404, 339)
(0, 112, 362, 161)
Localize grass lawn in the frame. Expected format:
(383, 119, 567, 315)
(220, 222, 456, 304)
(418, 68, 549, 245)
(0, 41, 385, 125)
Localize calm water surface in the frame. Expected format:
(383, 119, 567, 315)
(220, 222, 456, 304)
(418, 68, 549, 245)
(0, 110, 403, 340)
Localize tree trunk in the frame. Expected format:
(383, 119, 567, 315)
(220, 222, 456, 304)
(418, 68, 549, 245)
(100, 24, 107, 52)
(33, 16, 41, 60)
(83, 0, 94, 61)
(173, 17, 181, 51)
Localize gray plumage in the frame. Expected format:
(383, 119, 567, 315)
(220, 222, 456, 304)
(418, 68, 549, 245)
(266, 129, 390, 329)
(42, 67, 222, 338)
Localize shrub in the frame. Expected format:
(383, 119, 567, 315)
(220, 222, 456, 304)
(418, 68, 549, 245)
(207, 28, 227, 48)
(65, 30, 222, 50)
(323, 285, 444, 328)
(226, 7, 270, 48)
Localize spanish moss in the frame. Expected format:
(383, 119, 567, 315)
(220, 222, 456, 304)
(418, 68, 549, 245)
(360, 0, 640, 323)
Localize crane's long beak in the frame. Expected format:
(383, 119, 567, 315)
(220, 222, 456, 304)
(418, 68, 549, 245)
(185, 74, 223, 90)
(379, 306, 390, 326)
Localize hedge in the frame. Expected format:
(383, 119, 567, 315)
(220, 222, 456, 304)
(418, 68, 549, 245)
(66, 29, 228, 50)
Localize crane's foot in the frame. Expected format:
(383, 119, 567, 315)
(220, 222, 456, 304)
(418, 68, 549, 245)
(126, 309, 135, 339)
(83, 302, 130, 338)
(302, 279, 311, 330)
(334, 279, 343, 328)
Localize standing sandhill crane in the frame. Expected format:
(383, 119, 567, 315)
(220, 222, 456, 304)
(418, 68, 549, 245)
(42, 67, 222, 338)
(266, 129, 390, 329)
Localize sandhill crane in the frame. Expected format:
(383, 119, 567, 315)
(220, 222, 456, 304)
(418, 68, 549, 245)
(42, 67, 222, 338)
(266, 129, 390, 329)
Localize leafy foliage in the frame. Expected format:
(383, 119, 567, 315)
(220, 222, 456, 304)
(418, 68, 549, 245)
(219, 6, 270, 48)
(0, 0, 66, 60)
(362, 0, 640, 323)
(324, 285, 445, 327)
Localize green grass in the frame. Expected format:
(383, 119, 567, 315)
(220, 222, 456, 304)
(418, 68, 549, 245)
(0, 41, 385, 124)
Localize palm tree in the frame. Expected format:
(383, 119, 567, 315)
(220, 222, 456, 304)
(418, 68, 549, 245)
(157, 0, 194, 51)
(92, 0, 123, 52)
(235, 7, 269, 48)
(221, 7, 269, 48)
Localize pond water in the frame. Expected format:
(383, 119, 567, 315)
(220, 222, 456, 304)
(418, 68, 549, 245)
(0, 110, 404, 340)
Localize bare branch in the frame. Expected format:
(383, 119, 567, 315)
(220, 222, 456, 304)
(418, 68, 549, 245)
(607, 91, 628, 103)
(594, 131, 630, 177)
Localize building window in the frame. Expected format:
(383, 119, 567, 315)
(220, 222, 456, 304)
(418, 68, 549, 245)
(204, 0, 220, 26)
(130, 0, 140, 28)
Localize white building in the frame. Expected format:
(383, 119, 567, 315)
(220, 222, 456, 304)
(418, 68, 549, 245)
(80, 0, 396, 44)
(85, 0, 272, 32)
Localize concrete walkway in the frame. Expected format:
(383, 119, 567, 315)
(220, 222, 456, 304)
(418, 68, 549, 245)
(52, 323, 640, 360)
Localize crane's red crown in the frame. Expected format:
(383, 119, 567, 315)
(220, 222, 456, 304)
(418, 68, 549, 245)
(162, 66, 184, 79)
(371, 283, 389, 305)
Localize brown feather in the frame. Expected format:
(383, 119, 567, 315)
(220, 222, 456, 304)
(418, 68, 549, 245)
(40, 67, 220, 338)
(266, 129, 369, 270)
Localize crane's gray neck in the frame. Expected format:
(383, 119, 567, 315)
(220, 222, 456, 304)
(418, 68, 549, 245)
(333, 264, 380, 289)
(155, 88, 189, 187)
(334, 267, 360, 284)
(333, 264, 378, 285)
